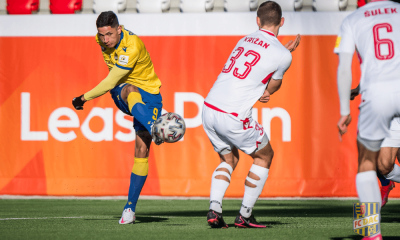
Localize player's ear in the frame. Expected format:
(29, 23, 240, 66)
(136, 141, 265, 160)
(280, 17, 285, 28)
(117, 25, 122, 35)
(256, 17, 261, 29)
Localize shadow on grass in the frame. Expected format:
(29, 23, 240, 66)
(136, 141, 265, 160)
(330, 235, 362, 240)
(139, 202, 400, 219)
(83, 216, 169, 224)
(224, 221, 285, 228)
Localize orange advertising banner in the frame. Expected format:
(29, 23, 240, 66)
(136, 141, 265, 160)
(1, 11, 397, 198)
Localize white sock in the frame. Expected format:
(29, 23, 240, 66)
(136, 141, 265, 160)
(240, 165, 269, 218)
(356, 171, 381, 235)
(384, 164, 400, 183)
(356, 171, 382, 206)
(209, 162, 233, 213)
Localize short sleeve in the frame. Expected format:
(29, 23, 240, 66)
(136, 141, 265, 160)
(336, 18, 356, 54)
(272, 51, 292, 80)
(115, 41, 140, 70)
(334, 32, 341, 54)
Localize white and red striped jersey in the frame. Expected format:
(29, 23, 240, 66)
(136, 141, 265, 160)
(336, 0, 400, 93)
(204, 29, 292, 120)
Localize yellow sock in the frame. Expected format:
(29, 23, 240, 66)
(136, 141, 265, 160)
(127, 92, 144, 110)
(132, 158, 149, 176)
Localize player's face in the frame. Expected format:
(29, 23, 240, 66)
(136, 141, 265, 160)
(97, 25, 122, 48)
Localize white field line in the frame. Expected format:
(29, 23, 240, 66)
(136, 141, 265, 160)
(0, 195, 366, 200)
(0, 217, 84, 220)
(0, 216, 202, 221)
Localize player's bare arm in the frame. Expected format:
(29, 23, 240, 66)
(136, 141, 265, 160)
(258, 35, 300, 104)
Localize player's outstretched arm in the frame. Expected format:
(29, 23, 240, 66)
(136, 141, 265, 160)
(284, 34, 301, 53)
(72, 67, 130, 110)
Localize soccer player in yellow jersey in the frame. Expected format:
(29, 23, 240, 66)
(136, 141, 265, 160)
(72, 11, 163, 224)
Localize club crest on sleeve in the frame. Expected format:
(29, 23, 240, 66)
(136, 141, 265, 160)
(353, 202, 380, 237)
(118, 55, 129, 65)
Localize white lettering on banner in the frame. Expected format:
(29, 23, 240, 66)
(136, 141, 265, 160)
(174, 92, 204, 128)
(48, 107, 80, 142)
(81, 107, 113, 142)
(20, 93, 292, 142)
(262, 108, 291, 142)
(114, 110, 135, 142)
(21, 92, 48, 141)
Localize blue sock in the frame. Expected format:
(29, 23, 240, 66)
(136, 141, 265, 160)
(124, 173, 147, 211)
(377, 172, 390, 186)
(124, 157, 149, 211)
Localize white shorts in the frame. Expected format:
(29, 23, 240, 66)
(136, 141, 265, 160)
(202, 103, 268, 155)
(381, 117, 400, 148)
(358, 82, 400, 151)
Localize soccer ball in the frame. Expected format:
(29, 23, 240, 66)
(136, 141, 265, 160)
(153, 113, 186, 143)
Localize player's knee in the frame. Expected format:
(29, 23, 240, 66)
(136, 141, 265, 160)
(259, 148, 274, 163)
(378, 158, 393, 175)
(125, 85, 139, 94)
(122, 85, 140, 104)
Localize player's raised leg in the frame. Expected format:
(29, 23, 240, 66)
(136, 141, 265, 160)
(122, 84, 163, 144)
(235, 138, 272, 228)
(207, 147, 239, 228)
(377, 147, 398, 207)
(379, 147, 400, 182)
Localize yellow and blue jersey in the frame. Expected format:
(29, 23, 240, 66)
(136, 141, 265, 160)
(96, 26, 161, 95)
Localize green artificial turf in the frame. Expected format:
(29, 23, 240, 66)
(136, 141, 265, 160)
(1, 199, 400, 240)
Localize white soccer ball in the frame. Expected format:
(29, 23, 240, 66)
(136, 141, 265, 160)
(154, 113, 186, 143)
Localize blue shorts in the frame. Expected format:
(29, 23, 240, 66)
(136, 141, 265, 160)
(110, 83, 163, 132)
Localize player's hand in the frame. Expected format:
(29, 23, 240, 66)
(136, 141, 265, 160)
(350, 85, 360, 100)
(72, 95, 86, 110)
(259, 89, 271, 103)
(284, 34, 301, 53)
(337, 115, 352, 141)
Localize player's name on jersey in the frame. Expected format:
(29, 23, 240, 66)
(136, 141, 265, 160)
(364, 7, 398, 17)
(243, 37, 271, 49)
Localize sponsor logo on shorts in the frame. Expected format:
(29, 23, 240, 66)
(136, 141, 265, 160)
(353, 202, 380, 237)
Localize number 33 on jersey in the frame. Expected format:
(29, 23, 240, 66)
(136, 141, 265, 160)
(205, 29, 292, 120)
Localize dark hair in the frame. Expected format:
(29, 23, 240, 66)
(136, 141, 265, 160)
(257, 1, 282, 27)
(96, 11, 119, 28)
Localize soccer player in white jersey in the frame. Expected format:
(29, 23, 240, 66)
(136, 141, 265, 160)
(349, 86, 396, 207)
(203, 1, 300, 228)
(336, 0, 400, 239)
